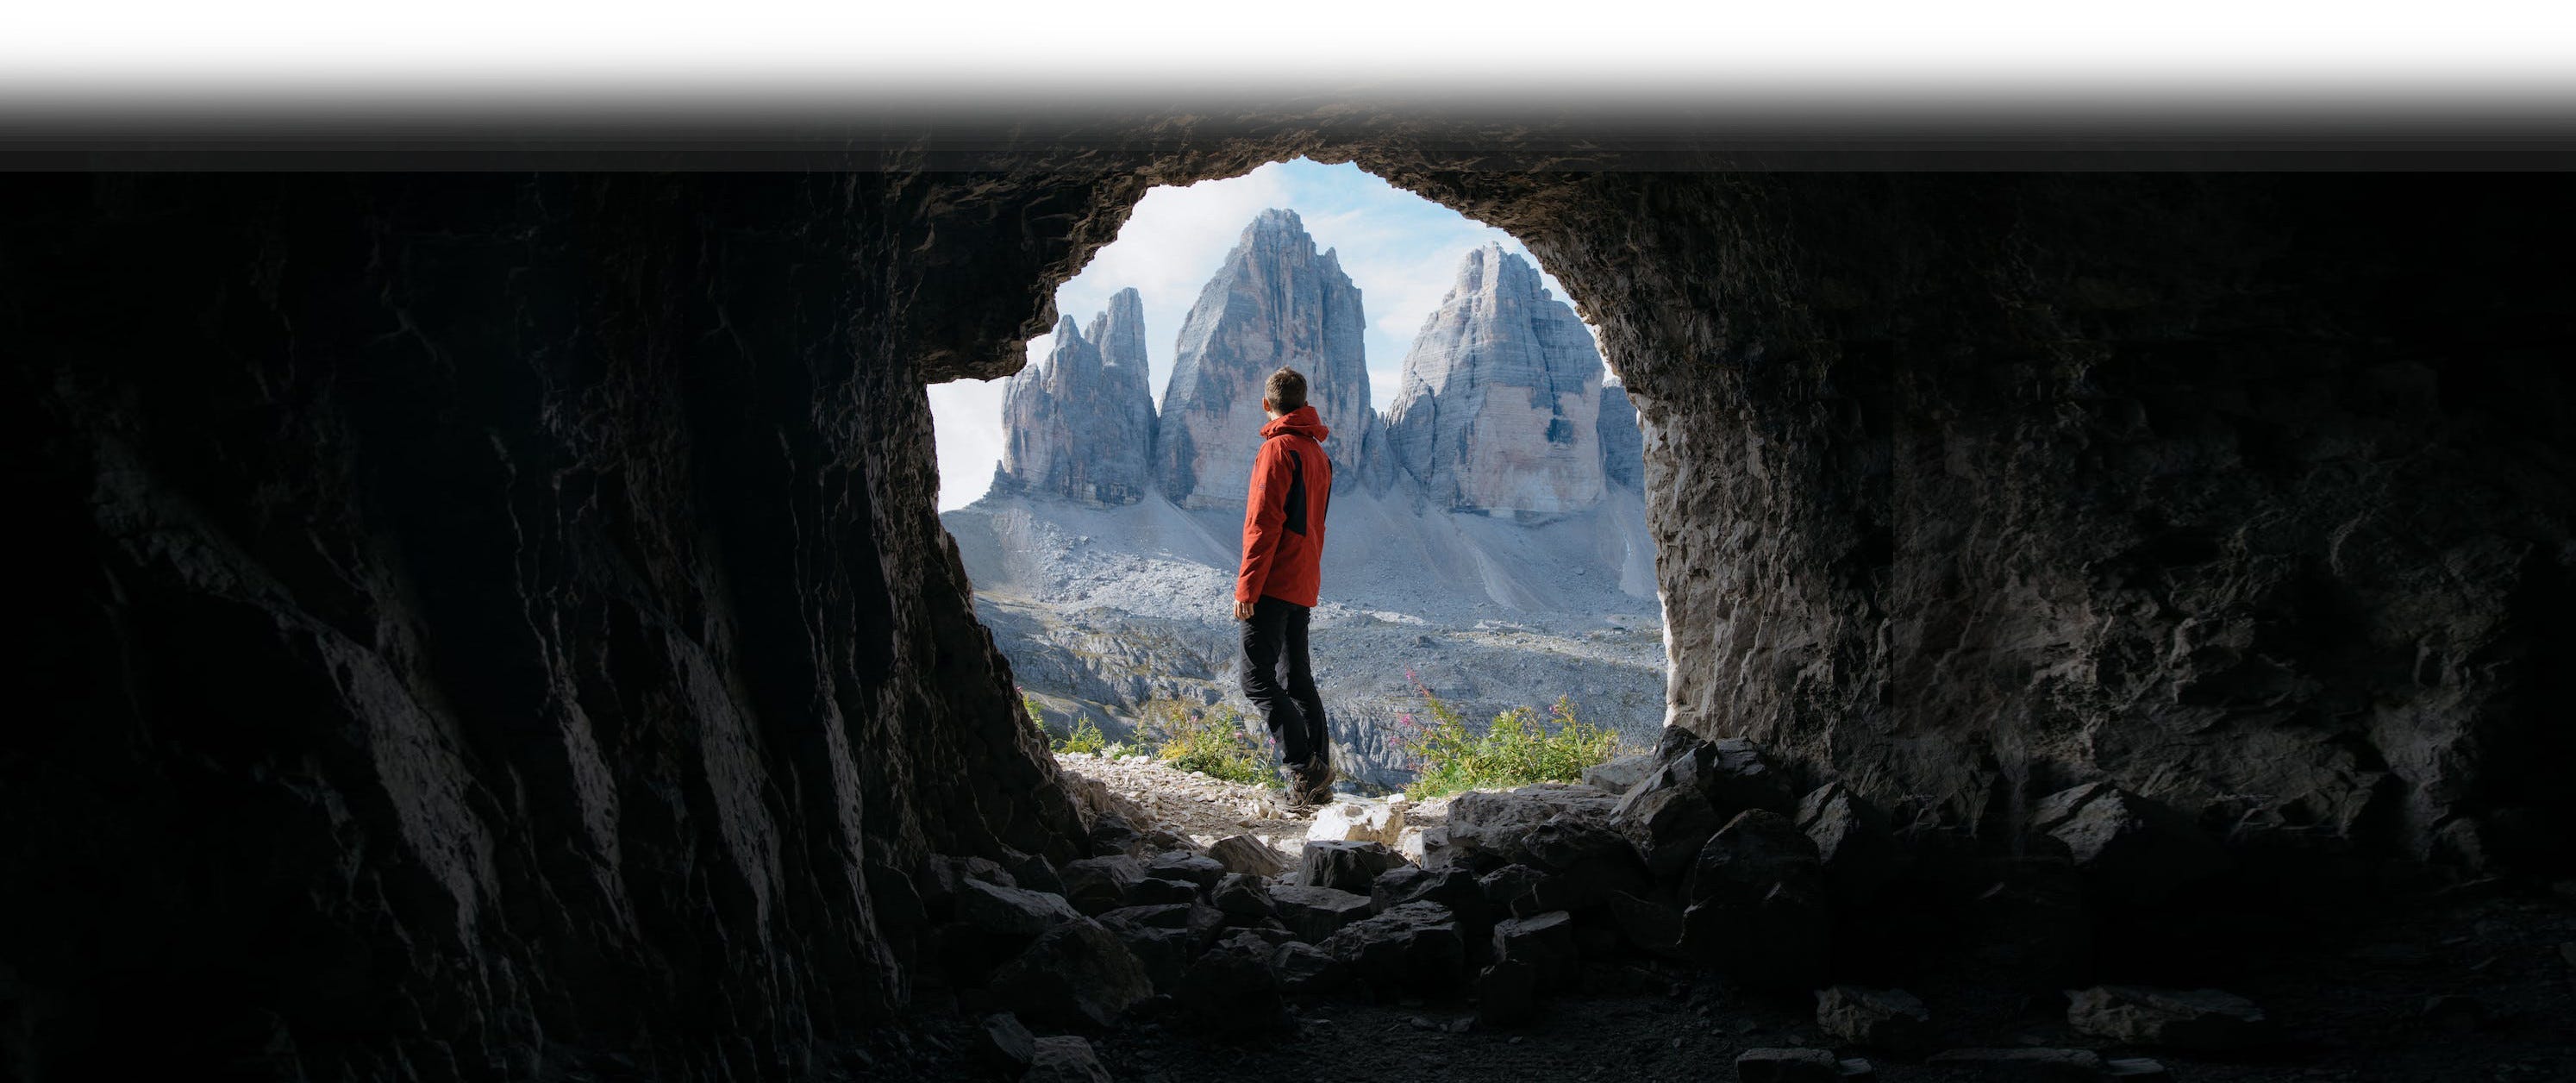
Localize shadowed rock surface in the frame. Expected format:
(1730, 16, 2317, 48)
(7, 115, 2575, 1080)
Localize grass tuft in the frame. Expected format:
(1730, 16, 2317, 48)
(1391, 672, 1627, 800)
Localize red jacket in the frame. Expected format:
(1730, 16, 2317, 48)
(1235, 406, 1333, 607)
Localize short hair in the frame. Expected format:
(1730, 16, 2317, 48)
(1264, 367, 1309, 412)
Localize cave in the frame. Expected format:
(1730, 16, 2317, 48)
(6, 115, 2573, 1080)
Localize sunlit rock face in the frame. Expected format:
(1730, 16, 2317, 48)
(994, 288, 1158, 504)
(1153, 209, 1378, 509)
(1385, 245, 1609, 515)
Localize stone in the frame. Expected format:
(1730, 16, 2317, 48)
(1597, 382, 1646, 490)
(1815, 986, 1931, 1052)
(1795, 784, 1902, 902)
(1088, 813, 1148, 858)
(1154, 209, 1379, 509)
(1444, 784, 1623, 870)
(954, 877, 1083, 939)
(1026, 1036, 1114, 1083)
(1491, 911, 1579, 985)
(2103, 1058, 2173, 1080)
(1475, 958, 1540, 1028)
(1059, 855, 1148, 916)
(977, 1012, 1036, 1074)
(1321, 901, 1466, 992)
(1612, 763, 1726, 880)
(1212, 873, 1282, 923)
(1923, 1049, 2103, 1081)
(1385, 245, 1611, 515)
(1734, 1048, 1841, 1082)
(990, 918, 1154, 1029)
(1103, 923, 1197, 992)
(1583, 752, 1658, 796)
(1266, 884, 1376, 943)
(1686, 809, 1824, 906)
(1271, 940, 1350, 994)
(1003, 848, 1068, 896)
(2031, 783, 2230, 902)
(992, 291, 1158, 506)
(2066, 986, 2270, 1051)
(1835, 1059, 1876, 1081)
(1604, 891, 1689, 961)
(1307, 797, 1407, 847)
(1126, 877, 1201, 907)
(1174, 930, 1290, 1036)
(1145, 851, 1225, 890)
(1293, 840, 1404, 893)
(1206, 834, 1291, 878)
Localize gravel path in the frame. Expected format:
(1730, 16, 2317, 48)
(1052, 750, 1453, 861)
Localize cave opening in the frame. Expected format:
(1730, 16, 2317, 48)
(931, 157, 1673, 807)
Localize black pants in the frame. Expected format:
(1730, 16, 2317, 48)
(1241, 595, 1329, 771)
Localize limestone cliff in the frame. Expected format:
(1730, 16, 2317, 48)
(1597, 382, 1645, 491)
(993, 288, 1158, 504)
(1153, 209, 1378, 508)
(1384, 245, 1610, 515)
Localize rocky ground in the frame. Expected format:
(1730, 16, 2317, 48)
(839, 741, 2575, 1083)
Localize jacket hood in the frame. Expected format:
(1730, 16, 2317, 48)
(1260, 404, 1329, 442)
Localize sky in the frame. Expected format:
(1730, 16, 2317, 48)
(927, 158, 1591, 511)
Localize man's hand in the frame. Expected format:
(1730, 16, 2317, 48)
(1233, 598, 1257, 622)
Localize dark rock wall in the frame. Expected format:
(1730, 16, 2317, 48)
(3, 173, 1088, 1078)
(1379, 171, 2576, 869)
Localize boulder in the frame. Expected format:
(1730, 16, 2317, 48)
(1321, 900, 1466, 992)
(1582, 752, 1658, 797)
(1271, 939, 1350, 994)
(1126, 877, 1201, 907)
(1815, 986, 1931, 1052)
(1211, 873, 1281, 923)
(954, 878, 1083, 940)
(1174, 930, 1291, 1036)
(1088, 812, 1147, 858)
(1685, 809, 1823, 906)
(1700, 737, 1797, 816)
(1103, 923, 1197, 992)
(1474, 958, 1539, 1028)
(976, 1012, 1035, 1074)
(1372, 866, 1484, 917)
(1059, 855, 1147, 916)
(990, 918, 1154, 1029)
(1002, 848, 1067, 896)
(920, 854, 1018, 915)
(1026, 1036, 1114, 1083)
(1307, 797, 1407, 847)
(1734, 1048, 1841, 1082)
(2103, 1057, 2173, 1080)
(1604, 891, 1688, 961)
(1923, 1049, 2101, 1081)
(1491, 911, 1579, 985)
(1266, 884, 1375, 943)
(1444, 784, 1622, 870)
(1293, 841, 1404, 894)
(2066, 986, 2272, 1051)
(1206, 834, 1289, 878)
(1612, 765, 1725, 880)
(1145, 851, 1225, 890)
(1681, 883, 1829, 990)
(1479, 864, 1547, 911)
(1796, 783, 1902, 902)
(2031, 782, 2230, 902)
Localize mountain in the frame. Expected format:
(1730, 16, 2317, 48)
(1385, 244, 1615, 516)
(1152, 209, 1380, 509)
(991, 288, 1157, 504)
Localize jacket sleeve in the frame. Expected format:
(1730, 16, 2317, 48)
(1235, 440, 1289, 604)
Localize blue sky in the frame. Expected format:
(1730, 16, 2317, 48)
(928, 157, 1591, 510)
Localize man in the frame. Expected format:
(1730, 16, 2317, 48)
(1234, 366, 1335, 806)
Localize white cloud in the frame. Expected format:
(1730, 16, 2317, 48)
(930, 157, 1600, 511)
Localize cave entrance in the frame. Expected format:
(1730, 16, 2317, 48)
(929, 157, 1668, 802)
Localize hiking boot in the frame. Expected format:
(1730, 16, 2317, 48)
(1299, 754, 1338, 804)
(1278, 766, 1319, 811)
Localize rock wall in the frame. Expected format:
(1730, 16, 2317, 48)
(1153, 208, 1379, 509)
(1597, 383, 1645, 491)
(992, 288, 1157, 504)
(1385, 244, 1611, 514)
(2, 173, 1091, 1078)
(1376, 172, 2576, 870)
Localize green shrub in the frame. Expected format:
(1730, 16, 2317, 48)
(1057, 716, 1107, 755)
(1020, 689, 1049, 737)
(1140, 698, 1272, 785)
(1394, 674, 1626, 800)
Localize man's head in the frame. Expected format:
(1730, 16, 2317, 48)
(1262, 366, 1309, 418)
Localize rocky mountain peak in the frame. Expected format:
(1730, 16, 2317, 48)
(993, 300, 1157, 505)
(1154, 208, 1378, 509)
(1385, 245, 1611, 515)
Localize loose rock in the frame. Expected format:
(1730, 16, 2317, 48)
(1735, 1047, 1841, 1082)
(1266, 884, 1376, 943)
(2066, 986, 2272, 1051)
(2031, 782, 2229, 902)
(1027, 1036, 1115, 1083)
(1322, 900, 1466, 992)
(990, 918, 1154, 1029)
(1307, 797, 1407, 847)
(1582, 752, 1659, 797)
(1207, 834, 1291, 878)
(977, 1012, 1035, 1074)
(1491, 911, 1579, 985)
(1815, 986, 1931, 1052)
(1294, 840, 1404, 893)
(1060, 855, 1148, 916)
(1923, 1048, 2102, 1081)
(1272, 940, 1350, 994)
